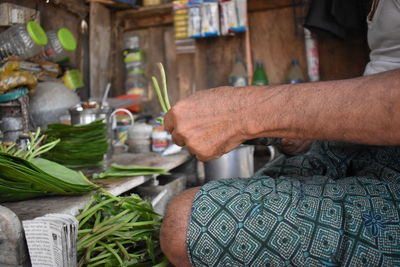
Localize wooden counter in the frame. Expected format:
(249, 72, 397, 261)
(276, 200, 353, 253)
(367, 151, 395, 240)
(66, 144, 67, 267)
(2, 150, 191, 220)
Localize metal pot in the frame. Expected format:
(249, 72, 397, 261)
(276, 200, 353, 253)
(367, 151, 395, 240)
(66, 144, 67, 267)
(204, 145, 255, 181)
(69, 103, 111, 126)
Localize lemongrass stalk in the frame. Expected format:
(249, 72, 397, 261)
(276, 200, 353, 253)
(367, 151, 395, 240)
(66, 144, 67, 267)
(157, 63, 171, 110)
(152, 77, 168, 113)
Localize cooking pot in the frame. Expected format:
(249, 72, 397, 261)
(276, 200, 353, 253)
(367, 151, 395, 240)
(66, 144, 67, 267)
(69, 102, 111, 126)
(204, 145, 255, 181)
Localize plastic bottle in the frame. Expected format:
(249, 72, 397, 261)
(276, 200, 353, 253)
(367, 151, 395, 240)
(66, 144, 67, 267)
(0, 21, 48, 61)
(252, 61, 269, 85)
(229, 56, 248, 87)
(43, 28, 77, 63)
(123, 35, 144, 73)
(286, 59, 305, 84)
(125, 69, 148, 99)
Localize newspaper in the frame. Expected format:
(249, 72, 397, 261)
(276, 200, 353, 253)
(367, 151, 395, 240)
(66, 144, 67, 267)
(22, 214, 78, 267)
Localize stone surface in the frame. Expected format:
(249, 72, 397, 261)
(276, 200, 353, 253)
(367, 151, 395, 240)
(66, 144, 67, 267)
(0, 205, 29, 267)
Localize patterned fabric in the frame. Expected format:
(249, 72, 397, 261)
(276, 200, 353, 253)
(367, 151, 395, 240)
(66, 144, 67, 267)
(186, 141, 400, 266)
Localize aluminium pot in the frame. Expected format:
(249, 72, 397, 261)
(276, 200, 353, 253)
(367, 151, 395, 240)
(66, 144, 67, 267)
(204, 144, 255, 181)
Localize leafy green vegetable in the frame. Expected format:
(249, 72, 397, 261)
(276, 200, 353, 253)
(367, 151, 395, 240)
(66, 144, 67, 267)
(0, 129, 99, 202)
(43, 120, 108, 169)
(92, 163, 169, 179)
(77, 191, 167, 267)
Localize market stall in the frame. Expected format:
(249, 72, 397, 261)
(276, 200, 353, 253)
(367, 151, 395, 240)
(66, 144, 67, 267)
(0, 0, 373, 266)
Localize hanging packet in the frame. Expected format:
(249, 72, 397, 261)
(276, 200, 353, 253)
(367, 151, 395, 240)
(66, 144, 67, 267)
(188, 2, 202, 38)
(222, 0, 246, 33)
(201, 0, 220, 37)
(220, 0, 234, 35)
(230, 0, 247, 32)
(174, 1, 189, 39)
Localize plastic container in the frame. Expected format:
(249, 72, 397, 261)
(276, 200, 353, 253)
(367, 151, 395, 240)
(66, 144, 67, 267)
(152, 127, 168, 152)
(0, 21, 48, 61)
(43, 28, 77, 63)
(125, 69, 148, 99)
(252, 61, 269, 85)
(62, 69, 84, 90)
(286, 59, 305, 84)
(128, 122, 153, 153)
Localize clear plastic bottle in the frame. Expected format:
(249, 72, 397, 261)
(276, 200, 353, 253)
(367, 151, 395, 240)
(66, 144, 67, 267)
(43, 28, 77, 63)
(229, 56, 248, 87)
(0, 21, 48, 61)
(125, 69, 148, 99)
(286, 58, 305, 84)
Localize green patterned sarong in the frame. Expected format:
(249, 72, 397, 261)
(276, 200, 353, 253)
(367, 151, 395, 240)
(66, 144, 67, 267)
(187, 141, 400, 266)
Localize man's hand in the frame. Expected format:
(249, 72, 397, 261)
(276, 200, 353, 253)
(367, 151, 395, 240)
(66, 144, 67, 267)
(164, 86, 249, 162)
(279, 138, 314, 155)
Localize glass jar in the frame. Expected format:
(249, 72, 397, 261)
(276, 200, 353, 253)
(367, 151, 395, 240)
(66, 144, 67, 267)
(0, 21, 48, 61)
(43, 28, 77, 63)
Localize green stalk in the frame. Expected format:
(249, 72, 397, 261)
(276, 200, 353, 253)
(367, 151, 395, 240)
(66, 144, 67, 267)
(116, 241, 130, 260)
(87, 252, 112, 263)
(77, 198, 115, 221)
(27, 139, 60, 161)
(87, 258, 109, 267)
(79, 213, 136, 249)
(158, 63, 171, 110)
(98, 241, 124, 267)
(152, 77, 168, 113)
(92, 209, 131, 232)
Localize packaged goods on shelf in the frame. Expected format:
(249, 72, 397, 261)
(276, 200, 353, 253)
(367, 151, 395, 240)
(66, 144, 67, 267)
(201, 1, 220, 37)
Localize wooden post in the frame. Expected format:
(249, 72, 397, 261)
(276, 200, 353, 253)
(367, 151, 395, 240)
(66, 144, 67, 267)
(89, 2, 112, 99)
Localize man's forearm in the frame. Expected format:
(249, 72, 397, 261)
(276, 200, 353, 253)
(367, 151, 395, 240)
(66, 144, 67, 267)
(243, 69, 400, 145)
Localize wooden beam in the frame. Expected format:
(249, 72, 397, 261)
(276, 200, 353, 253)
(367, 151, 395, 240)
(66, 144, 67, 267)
(116, 3, 172, 20)
(87, 0, 135, 10)
(248, 0, 299, 12)
(89, 2, 112, 98)
(52, 0, 89, 17)
(121, 13, 173, 30)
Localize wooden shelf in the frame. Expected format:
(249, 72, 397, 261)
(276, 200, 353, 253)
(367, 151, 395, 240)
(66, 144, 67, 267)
(116, 2, 173, 19)
(3, 150, 192, 221)
(88, 0, 136, 10)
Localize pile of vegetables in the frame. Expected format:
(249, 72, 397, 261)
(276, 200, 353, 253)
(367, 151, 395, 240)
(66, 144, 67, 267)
(93, 163, 169, 179)
(43, 120, 108, 169)
(0, 129, 98, 202)
(77, 191, 168, 267)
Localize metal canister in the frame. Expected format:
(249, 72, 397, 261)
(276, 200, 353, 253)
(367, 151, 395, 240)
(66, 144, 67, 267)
(69, 102, 113, 161)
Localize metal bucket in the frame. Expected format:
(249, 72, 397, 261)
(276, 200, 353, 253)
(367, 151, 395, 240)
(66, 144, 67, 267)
(204, 145, 255, 181)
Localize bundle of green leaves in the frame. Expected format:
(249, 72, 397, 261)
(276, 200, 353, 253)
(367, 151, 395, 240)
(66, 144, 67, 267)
(0, 129, 98, 202)
(43, 120, 108, 169)
(77, 192, 168, 267)
(92, 163, 169, 179)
